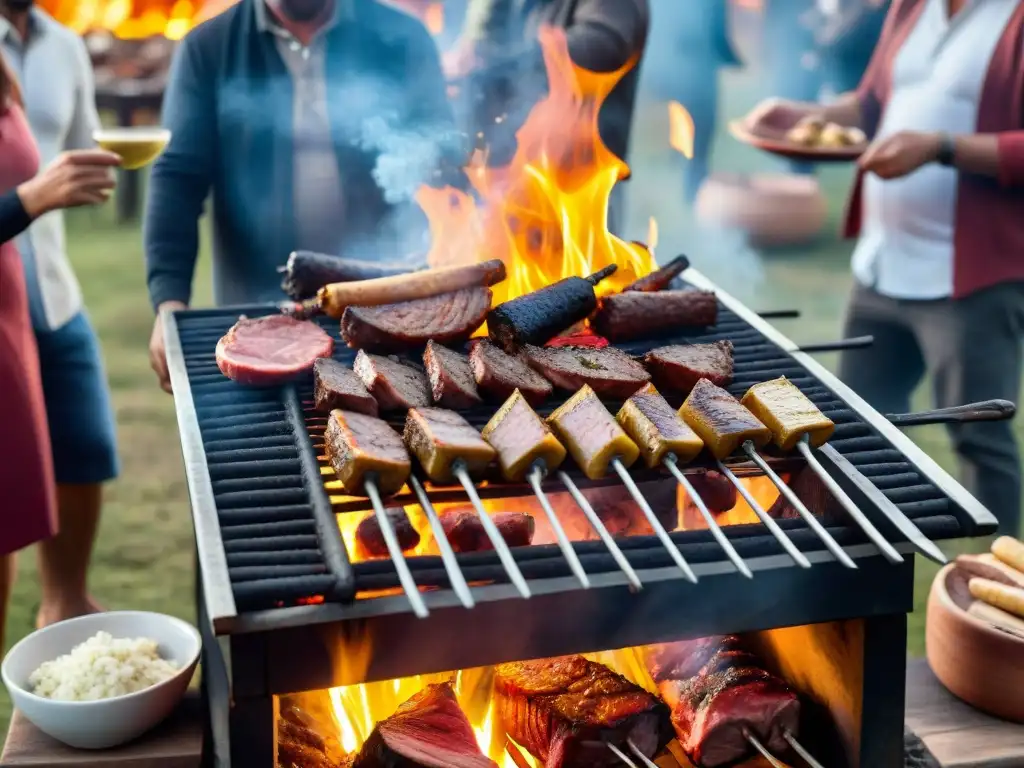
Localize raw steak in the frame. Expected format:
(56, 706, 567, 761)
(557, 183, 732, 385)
(423, 340, 482, 409)
(354, 351, 432, 411)
(216, 315, 333, 386)
(591, 289, 718, 341)
(468, 339, 553, 405)
(523, 345, 650, 399)
(313, 357, 379, 416)
(643, 341, 734, 394)
(439, 509, 535, 553)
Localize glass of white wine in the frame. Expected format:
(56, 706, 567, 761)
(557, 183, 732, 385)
(92, 127, 172, 170)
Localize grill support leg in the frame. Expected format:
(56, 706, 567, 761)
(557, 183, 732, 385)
(860, 613, 908, 768)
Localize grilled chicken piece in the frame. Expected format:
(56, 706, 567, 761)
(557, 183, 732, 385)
(679, 379, 771, 460)
(353, 350, 431, 411)
(740, 376, 835, 451)
(643, 340, 734, 394)
(324, 410, 411, 497)
(440, 509, 536, 552)
(353, 508, 421, 557)
(616, 383, 704, 468)
(313, 357, 379, 416)
(469, 339, 553, 405)
(403, 408, 496, 484)
(548, 385, 640, 480)
(523, 344, 650, 399)
(482, 389, 567, 482)
(423, 340, 482, 409)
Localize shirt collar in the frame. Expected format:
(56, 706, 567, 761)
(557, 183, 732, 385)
(254, 0, 352, 36)
(0, 7, 45, 47)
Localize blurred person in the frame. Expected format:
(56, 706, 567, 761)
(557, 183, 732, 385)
(815, 0, 890, 95)
(0, 52, 119, 648)
(1, 0, 120, 627)
(145, 0, 459, 393)
(744, 0, 1024, 533)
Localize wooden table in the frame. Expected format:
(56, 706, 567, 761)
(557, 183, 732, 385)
(905, 658, 1024, 767)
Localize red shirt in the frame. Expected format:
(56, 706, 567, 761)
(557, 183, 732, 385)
(844, 0, 1024, 298)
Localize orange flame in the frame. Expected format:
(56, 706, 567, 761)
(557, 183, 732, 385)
(39, 0, 229, 38)
(647, 216, 659, 253)
(668, 100, 696, 159)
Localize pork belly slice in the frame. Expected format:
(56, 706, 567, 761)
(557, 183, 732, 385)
(349, 682, 497, 768)
(424, 340, 482, 409)
(354, 351, 432, 411)
(403, 408, 496, 484)
(440, 509, 535, 553)
(679, 379, 771, 460)
(494, 656, 672, 768)
(643, 340, 734, 395)
(324, 410, 411, 497)
(481, 389, 566, 482)
(354, 508, 421, 557)
(616, 383, 703, 468)
(523, 345, 650, 399)
(469, 339, 553, 405)
(313, 357, 379, 416)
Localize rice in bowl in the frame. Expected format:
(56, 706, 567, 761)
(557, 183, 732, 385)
(28, 631, 179, 701)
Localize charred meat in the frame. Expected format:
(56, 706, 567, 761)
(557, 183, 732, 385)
(616, 383, 703, 468)
(741, 376, 835, 451)
(494, 655, 672, 768)
(403, 408, 496, 484)
(679, 379, 771, 460)
(440, 509, 536, 552)
(423, 340, 482, 409)
(548, 385, 640, 479)
(216, 315, 334, 386)
(342, 287, 492, 352)
(523, 345, 650, 400)
(354, 351, 432, 411)
(623, 255, 690, 292)
(468, 339, 553, 405)
(592, 289, 718, 342)
(643, 341, 734, 394)
(280, 250, 412, 301)
(684, 470, 737, 514)
(324, 410, 411, 497)
(314, 358, 379, 416)
(278, 704, 343, 768)
(482, 389, 567, 482)
(354, 508, 421, 557)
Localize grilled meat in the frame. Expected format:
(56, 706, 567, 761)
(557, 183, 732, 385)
(280, 250, 412, 301)
(646, 636, 800, 768)
(548, 385, 640, 480)
(324, 410, 411, 497)
(623, 255, 690, 292)
(403, 408, 496, 484)
(643, 341, 734, 395)
(482, 389, 567, 482)
(469, 339, 553, 405)
(440, 509, 535, 552)
(314, 358, 379, 416)
(679, 379, 771, 460)
(342, 287, 492, 352)
(741, 376, 835, 451)
(766, 467, 844, 524)
(354, 351, 432, 411)
(349, 682, 497, 768)
(216, 315, 334, 386)
(423, 340, 482, 409)
(616, 383, 703, 468)
(592, 289, 718, 342)
(523, 345, 650, 400)
(278, 710, 336, 768)
(494, 656, 672, 768)
(354, 508, 421, 557)
(684, 470, 737, 514)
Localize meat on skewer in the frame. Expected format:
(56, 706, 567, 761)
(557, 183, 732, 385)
(523, 345, 650, 400)
(643, 341, 734, 395)
(313, 357, 379, 416)
(440, 509, 536, 552)
(679, 379, 771, 460)
(324, 410, 411, 497)
(548, 385, 640, 480)
(354, 351, 431, 411)
(741, 376, 835, 451)
(403, 408, 496, 484)
(469, 339, 553, 405)
(354, 508, 420, 557)
(616, 383, 703, 468)
(481, 389, 567, 482)
(623, 254, 690, 293)
(591, 289, 718, 342)
(424, 340, 482, 409)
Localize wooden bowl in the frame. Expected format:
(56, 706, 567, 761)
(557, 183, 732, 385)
(926, 563, 1024, 722)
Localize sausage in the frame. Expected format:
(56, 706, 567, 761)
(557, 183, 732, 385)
(279, 250, 415, 300)
(440, 509, 535, 552)
(623, 255, 690, 293)
(591, 289, 718, 342)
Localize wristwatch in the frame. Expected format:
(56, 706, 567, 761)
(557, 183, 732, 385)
(936, 133, 956, 167)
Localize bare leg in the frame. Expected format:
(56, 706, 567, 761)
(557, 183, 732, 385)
(1, 554, 16, 652)
(36, 483, 104, 629)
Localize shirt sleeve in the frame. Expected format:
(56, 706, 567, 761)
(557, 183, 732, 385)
(0, 189, 31, 243)
(997, 132, 1024, 188)
(65, 34, 101, 151)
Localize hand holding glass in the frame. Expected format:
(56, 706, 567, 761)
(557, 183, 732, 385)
(92, 127, 171, 170)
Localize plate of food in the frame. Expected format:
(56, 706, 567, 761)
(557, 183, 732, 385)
(729, 115, 868, 162)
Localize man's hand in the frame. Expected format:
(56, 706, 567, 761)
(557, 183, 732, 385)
(858, 131, 943, 179)
(150, 300, 187, 394)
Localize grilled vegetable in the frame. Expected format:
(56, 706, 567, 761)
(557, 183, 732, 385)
(317, 259, 506, 319)
(968, 577, 1024, 620)
(957, 553, 1024, 589)
(967, 601, 1024, 638)
(617, 384, 704, 468)
(324, 410, 411, 497)
(280, 250, 413, 300)
(679, 379, 771, 460)
(992, 536, 1024, 574)
(487, 265, 618, 353)
(623, 255, 690, 292)
(482, 389, 567, 482)
(547, 384, 640, 479)
(403, 408, 496, 484)
(740, 376, 835, 451)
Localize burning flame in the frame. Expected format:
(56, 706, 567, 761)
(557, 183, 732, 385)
(668, 101, 696, 160)
(39, 0, 229, 38)
(647, 216, 659, 253)
(416, 26, 654, 303)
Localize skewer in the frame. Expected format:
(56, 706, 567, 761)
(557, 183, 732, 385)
(784, 730, 825, 768)
(663, 454, 753, 579)
(526, 464, 590, 588)
(606, 742, 639, 767)
(627, 739, 660, 768)
(796, 436, 903, 564)
(451, 460, 532, 599)
(714, 461, 811, 568)
(611, 457, 698, 583)
(407, 475, 474, 609)
(364, 477, 429, 618)
(741, 441, 857, 569)
(743, 729, 786, 768)
(558, 471, 643, 591)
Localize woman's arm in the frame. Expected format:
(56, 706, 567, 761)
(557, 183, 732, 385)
(0, 188, 31, 243)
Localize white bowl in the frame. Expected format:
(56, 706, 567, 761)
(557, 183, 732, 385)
(1, 611, 201, 749)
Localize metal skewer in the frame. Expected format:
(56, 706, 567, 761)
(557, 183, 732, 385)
(742, 441, 858, 569)
(611, 458, 698, 583)
(796, 436, 903, 564)
(451, 460, 532, 599)
(527, 464, 590, 588)
(715, 461, 811, 568)
(364, 477, 429, 619)
(663, 454, 753, 579)
(627, 739, 660, 768)
(784, 730, 825, 768)
(606, 742, 639, 767)
(558, 471, 643, 591)
(743, 729, 786, 768)
(408, 475, 474, 609)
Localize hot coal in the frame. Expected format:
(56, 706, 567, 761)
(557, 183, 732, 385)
(314, 357, 379, 416)
(354, 508, 421, 557)
(424, 340, 482, 409)
(523, 345, 650, 399)
(685, 470, 737, 514)
(216, 315, 333, 386)
(354, 351, 432, 411)
(468, 339, 553, 405)
(643, 341, 734, 395)
(440, 509, 535, 553)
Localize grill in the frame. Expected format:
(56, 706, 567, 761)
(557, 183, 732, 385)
(165, 267, 998, 768)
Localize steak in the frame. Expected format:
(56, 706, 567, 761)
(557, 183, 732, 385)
(643, 341, 734, 395)
(591, 289, 718, 342)
(423, 340, 482, 409)
(354, 508, 421, 557)
(216, 315, 334, 386)
(349, 682, 497, 768)
(313, 358, 379, 416)
(342, 287, 492, 353)
(494, 656, 672, 768)
(324, 410, 411, 497)
(523, 345, 650, 399)
(440, 509, 535, 553)
(354, 351, 432, 411)
(468, 340, 553, 406)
